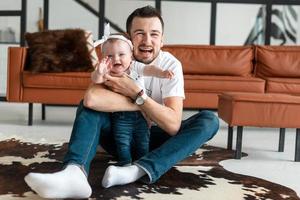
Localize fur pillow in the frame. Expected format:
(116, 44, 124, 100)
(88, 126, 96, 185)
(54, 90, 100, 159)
(25, 29, 96, 73)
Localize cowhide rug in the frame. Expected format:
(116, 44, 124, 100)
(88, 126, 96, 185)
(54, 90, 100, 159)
(0, 138, 299, 200)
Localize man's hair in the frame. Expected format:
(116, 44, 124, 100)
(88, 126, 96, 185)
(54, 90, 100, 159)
(126, 5, 164, 35)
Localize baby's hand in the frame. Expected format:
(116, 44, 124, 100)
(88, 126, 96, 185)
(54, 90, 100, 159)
(97, 57, 112, 75)
(162, 70, 174, 79)
(91, 57, 112, 84)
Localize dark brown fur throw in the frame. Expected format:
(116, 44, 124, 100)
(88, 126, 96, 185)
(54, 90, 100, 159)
(25, 29, 94, 73)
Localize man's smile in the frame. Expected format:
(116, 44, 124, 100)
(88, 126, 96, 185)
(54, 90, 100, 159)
(139, 46, 153, 53)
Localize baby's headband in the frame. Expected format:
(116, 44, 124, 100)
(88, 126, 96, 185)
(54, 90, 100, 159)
(94, 23, 133, 50)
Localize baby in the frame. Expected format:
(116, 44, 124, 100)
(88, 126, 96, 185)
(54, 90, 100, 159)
(92, 32, 173, 168)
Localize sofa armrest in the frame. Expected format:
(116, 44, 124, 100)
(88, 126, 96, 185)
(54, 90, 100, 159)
(6, 47, 27, 102)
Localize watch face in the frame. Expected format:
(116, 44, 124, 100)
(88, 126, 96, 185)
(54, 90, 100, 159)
(136, 96, 144, 105)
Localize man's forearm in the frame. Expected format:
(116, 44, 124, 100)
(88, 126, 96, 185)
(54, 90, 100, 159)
(99, 74, 183, 134)
(84, 84, 139, 112)
(139, 97, 183, 135)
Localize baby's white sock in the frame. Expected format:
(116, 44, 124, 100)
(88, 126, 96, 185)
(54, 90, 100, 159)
(24, 164, 92, 199)
(102, 164, 146, 188)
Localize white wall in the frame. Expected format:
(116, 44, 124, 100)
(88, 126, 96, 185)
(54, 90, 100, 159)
(0, 0, 21, 10)
(49, 0, 99, 37)
(106, 0, 154, 36)
(26, 0, 43, 33)
(0, 0, 21, 43)
(162, 1, 211, 44)
(216, 3, 263, 45)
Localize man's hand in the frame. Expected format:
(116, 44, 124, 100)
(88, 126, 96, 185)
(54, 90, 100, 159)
(104, 73, 141, 99)
(141, 110, 152, 128)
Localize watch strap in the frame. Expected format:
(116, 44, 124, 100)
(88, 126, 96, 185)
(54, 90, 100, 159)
(134, 89, 147, 105)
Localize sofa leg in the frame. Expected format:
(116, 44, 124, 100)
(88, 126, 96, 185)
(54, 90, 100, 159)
(295, 128, 300, 162)
(227, 126, 233, 150)
(42, 104, 46, 120)
(28, 103, 33, 126)
(278, 128, 285, 152)
(235, 126, 243, 159)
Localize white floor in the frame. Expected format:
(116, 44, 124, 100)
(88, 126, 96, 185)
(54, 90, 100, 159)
(0, 101, 300, 197)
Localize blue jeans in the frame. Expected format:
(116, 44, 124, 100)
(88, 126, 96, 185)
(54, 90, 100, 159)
(64, 101, 219, 183)
(112, 111, 149, 165)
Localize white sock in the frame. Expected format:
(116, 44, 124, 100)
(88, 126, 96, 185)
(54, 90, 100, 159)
(24, 164, 92, 199)
(102, 164, 146, 188)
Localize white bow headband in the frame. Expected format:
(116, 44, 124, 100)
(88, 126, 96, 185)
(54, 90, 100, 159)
(94, 23, 133, 50)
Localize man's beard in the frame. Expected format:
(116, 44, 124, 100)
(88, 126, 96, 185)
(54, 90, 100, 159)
(135, 53, 159, 64)
(135, 58, 153, 64)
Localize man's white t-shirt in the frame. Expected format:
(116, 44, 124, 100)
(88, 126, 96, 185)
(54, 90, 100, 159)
(128, 61, 146, 90)
(131, 50, 185, 105)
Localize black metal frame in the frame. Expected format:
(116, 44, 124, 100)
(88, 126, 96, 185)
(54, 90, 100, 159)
(235, 126, 243, 159)
(227, 126, 233, 150)
(296, 128, 300, 161)
(227, 126, 300, 162)
(28, 103, 33, 126)
(99, 0, 105, 38)
(20, 0, 27, 46)
(43, 0, 49, 30)
(278, 127, 285, 152)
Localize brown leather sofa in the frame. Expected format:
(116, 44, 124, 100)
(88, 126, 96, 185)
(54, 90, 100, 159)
(6, 45, 300, 124)
(163, 45, 266, 108)
(255, 45, 300, 95)
(7, 47, 91, 105)
(7, 47, 93, 125)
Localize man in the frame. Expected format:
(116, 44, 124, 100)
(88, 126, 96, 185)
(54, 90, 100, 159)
(24, 5, 219, 199)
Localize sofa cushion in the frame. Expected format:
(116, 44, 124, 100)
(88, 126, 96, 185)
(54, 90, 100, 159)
(219, 92, 300, 103)
(256, 45, 300, 78)
(218, 92, 300, 128)
(25, 29, 96, 73)
(22, 71, 91, 89)
(162, 45, 254, 76)
(184, 75, 265, 93)
(264, 77, 300, 95)
(184, 93, 219, 109)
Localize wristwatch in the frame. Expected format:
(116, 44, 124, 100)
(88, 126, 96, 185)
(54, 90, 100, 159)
(135, 89, 148, 106)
